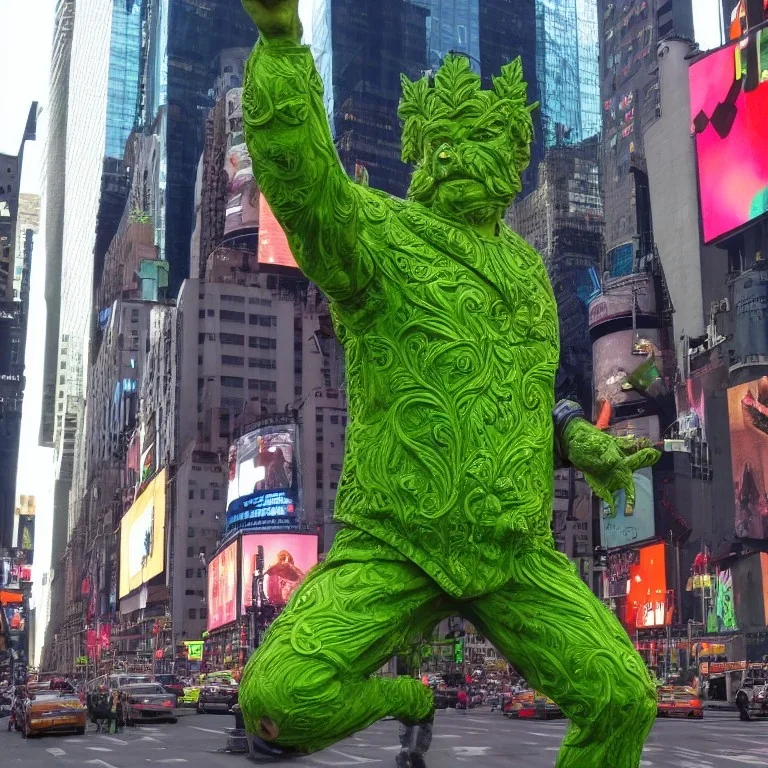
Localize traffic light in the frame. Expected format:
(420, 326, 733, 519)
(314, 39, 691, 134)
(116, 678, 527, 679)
(454, 637, 464, 664)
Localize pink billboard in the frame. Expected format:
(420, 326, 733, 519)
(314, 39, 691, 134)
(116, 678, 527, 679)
(241, 533, 318, 613)
(690, 30, 768, 243)
(258, 196, 299, 270)
(207, 540, 238, 632)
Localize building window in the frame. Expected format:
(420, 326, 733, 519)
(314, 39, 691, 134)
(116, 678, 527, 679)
(199, 309, 206, 319)
(249, 336, 277, 350)
(188, 489, 194, 500)
(249, 314, 278, 327)
(207, 309, 214, 317)
(187, 546, 194, 557)
(197, 569, 205, 578)
(220, 333, 245, 346)
(185, 569, 194, 578)
(212, 489, 221, 501)
(131, 309, 140, 322)
(222, 355, 244, 367)
(316, 414, 323, 423)
(316, 499, 323, 509)
(221, 376, 244, 388)
(330, 415, 339, 424)
(188, 609, 197, 620)
(220, 310, 245, 323)
(200, 608, 207, 620)
(188, 527, 196, 537)
(249, 358, 276, 369)
(199, 489, 207, 500)
(222, 294, 245, 304)
(248, 379, 277, 392)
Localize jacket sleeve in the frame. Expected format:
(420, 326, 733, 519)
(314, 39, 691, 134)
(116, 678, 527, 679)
(242, 37, 373, 304)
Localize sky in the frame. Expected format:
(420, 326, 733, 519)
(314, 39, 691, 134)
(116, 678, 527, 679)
(0, 0, 727, 664)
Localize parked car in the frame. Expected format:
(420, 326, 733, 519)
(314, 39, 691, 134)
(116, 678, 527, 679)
(23, 691, 87, 738)
(197, 677, 239, 714)
(154, 674, 185, 702)
(434, 688, 459, 710)
(120, 683, 178, 724)
(503, 690, 535, 718)
(736, 671, 768, 721)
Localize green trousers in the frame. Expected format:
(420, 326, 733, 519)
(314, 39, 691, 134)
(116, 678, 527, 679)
(240, 528, 656, 766)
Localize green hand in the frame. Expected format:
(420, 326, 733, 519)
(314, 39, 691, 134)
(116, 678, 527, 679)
(242, 0, 302, 42)
(563, 420, 660, 515)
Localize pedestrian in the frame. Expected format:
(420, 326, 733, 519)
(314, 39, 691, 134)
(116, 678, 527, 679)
(457, 687, 468, 714)
(396, 713, 434, 768)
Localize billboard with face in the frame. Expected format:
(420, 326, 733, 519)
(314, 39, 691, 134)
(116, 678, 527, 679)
(226, 424, 297, 530)
(119, 469, 167, 598)
(241, 533, 318, 613)
(689, 27, 768, 243)
(727, 378, 768, 538)
(207, 540, 238, 632)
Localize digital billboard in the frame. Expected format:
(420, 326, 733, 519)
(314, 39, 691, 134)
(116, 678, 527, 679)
(600, 467, 655, 550)
(593, 330, 666, 418)
(16, 515, 34, 562)
(625, 543, 670, 629)
(727, 378, 768, 538)
(226, 424, 298, 531)
(241, 533, 318, 614)
(258, 195, 298, 269)
(690, 27, 768, 243)
(207, 540, 238, 632)
(224, 143, 260, 236)
(119, 469, 167, 598)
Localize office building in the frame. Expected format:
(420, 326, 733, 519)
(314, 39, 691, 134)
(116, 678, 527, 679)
(0, 105, 37, 550)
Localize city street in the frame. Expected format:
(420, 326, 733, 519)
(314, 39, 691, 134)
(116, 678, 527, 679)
(2, 709, 768, 767)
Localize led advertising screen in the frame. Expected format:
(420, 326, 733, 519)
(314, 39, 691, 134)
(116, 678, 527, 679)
(625, 543, 670, 629)
(16, 515, 34, 562)
(690, 27, 768, 243)
(727, 378, 768, 538)
(258, 195, 298, 269)
(119, 469, 167, 598)
(207, 540, 238, 632)
(599, 467, 655, 550)
(241, 533, 318, 614)
(226, 424, 298, 531)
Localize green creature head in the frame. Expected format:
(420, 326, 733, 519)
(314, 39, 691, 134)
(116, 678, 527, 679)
(399, 54, 537, 228)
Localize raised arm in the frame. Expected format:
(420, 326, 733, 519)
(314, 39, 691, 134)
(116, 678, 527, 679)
(241, 0, 373, 303)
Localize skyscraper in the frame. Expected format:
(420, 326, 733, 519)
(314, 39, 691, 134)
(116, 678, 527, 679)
(311, 0, 540, 198)
(0, 106, 37, 550)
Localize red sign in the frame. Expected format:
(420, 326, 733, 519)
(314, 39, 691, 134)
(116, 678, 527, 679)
(625, 543, 671, 628)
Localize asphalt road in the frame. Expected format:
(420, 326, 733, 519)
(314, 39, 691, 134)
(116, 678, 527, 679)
(2, 708, 768, 767)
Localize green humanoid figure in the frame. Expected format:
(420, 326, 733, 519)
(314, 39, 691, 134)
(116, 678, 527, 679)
(238, 1, 660, 765)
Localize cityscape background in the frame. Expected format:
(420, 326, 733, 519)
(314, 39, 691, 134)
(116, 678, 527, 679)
(2, 0, 768, 700)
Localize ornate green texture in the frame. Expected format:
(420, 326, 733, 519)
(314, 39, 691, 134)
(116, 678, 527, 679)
(238, 2, 660, 764)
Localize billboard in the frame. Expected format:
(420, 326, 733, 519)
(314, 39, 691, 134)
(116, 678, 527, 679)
(224, 143, 260, 236)
(588, 274, 656, 329)
(727, 378, 768, 538)
(593, 330, 666, 418)
(16, 515, 34, 562)
(226, 424, 298, 531)
(625, 543, 670, 629)
(241, 533, 318, 613)
(600, 467, 655, 550)
(207, 540, 238, 632)
(690, 27, 768, 243)
(119, 469, 167, 598)
(732, 270, 768, 369)
(258, 195, 297, 269)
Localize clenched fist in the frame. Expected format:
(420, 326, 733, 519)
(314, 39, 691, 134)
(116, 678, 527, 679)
(242, 0, 302, 42)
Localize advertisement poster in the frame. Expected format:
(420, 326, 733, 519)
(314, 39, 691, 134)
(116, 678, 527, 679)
(224, 143, 260, 236)
(689, 28, 768, 243)
(599, 467, 655, 549)
(625, 543, 669, 629)
(119, 469, 167, 598)
(258, 195, 298, 269)
(593, 330, 666, 417)
(727, 378, 768, 538)
(732, 270, 768, 368)
(16, 515, 34, 561)
(207, 541, 238, 632)
(227, 425, 297, 527)
(185, 641, 204, 661)
(241, 533, 318, 613)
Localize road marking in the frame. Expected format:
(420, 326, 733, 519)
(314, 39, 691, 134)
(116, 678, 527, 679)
(432, 734, 462, 739)
(518, 730, 562, 737)
(186, 725, 226, 735)
(140, 736, 160, 742)
(87, 761, 120, 768)
(147, 761, 188, 765)
(46, 748, 66, 757)
(452, 746, 491, 756)
(308, 749, 382, 765)
(100, 735, 128, 745)
(86, 747, 114, 753)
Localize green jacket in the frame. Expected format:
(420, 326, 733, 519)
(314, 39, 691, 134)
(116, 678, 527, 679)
(243, 39, 560, 599)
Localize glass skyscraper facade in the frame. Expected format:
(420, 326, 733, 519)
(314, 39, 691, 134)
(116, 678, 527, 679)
(312, 0, 540, 199)
(105, 0, 143, 159)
